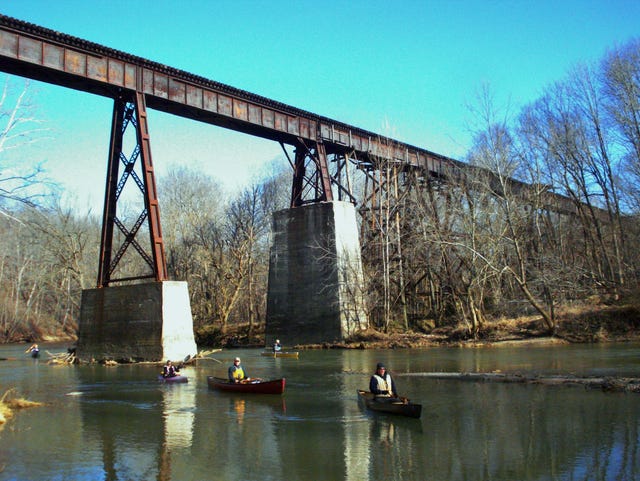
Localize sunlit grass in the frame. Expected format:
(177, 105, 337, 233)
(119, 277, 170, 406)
(0, 389, 43, 429)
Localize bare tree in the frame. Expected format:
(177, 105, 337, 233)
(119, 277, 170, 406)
(0, 77, 50, 217)
(463, 87, 557, 331)
(601, 39, 640, 186)
(601, 39, 640, 282)
(157, 166, 226, 328)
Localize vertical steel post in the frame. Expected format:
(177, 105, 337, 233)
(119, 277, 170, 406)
(134, 91, 167, 282)
(289, 139, 334, 207)
(316, 142, 333, 202)
(97, 96, 125, 288)
(96, 91, 167, 287)
(290, 147, 306, 208)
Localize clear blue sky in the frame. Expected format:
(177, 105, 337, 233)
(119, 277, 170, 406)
(1, 0, 639, 212)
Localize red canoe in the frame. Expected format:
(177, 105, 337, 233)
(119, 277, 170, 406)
(207, 376, 285, 394)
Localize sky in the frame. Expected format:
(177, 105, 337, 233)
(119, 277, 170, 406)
(1, 0, 639, 214)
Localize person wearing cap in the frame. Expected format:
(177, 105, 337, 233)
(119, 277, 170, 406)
(228, 357, 249, 383)
(162, 359, 180, 378)
(369, 362, 398, 398)
(273, 339, 282, 352)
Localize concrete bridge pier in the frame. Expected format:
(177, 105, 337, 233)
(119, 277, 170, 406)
(77, 281, 198, 363)
(265, 201, 368, 346)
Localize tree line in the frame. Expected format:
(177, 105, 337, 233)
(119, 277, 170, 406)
(0, 39, 638, 343)
(359, 39, 640, 334)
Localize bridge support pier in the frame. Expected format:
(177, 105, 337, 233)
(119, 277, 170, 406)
(76, 281, 198, 363)
(265, 201, 368, 346)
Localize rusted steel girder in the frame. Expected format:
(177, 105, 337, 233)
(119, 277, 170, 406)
(98, 91, 167, 287)
(0, 14, 459, 175)
(290, 139, 333, 207)
(0, 14, 595, 222)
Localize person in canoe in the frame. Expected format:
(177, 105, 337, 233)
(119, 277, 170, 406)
(369, 362, 398, 400)
(162, 360, 180, 378)
(26, 343, 40, 358)
(273, 339, 282, 352)
(228, 357, 251, 383)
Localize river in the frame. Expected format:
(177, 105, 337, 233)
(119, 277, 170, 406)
(1, 342, 639, 481)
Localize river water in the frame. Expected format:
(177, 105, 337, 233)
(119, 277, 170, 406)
(1, 342, 640, 481)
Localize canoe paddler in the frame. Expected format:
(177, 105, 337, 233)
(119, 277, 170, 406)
(369, 362, 398, 399)
(228, 357, 250, 383)
(26, 343, 40, 358)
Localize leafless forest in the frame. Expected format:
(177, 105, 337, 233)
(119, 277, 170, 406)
(1, 40, 638, 343)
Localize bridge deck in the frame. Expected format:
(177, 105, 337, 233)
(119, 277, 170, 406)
(0, 14, 584, 216)
(0, 14, 455, 176)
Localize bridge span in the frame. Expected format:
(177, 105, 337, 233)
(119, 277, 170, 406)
(0, 14, 578, 359)
(0, 14, 457, 176)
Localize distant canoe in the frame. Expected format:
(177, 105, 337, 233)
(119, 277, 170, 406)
(357, 390, 422, 418)
(207, 376, 286, 394)
(260, 351, 299, 359)
(158, 375, 188, 383)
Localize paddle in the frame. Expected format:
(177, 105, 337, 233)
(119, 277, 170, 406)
(177, 354, 191, 370)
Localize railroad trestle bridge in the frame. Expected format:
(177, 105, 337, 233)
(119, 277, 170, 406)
(0, 14, 577, 360)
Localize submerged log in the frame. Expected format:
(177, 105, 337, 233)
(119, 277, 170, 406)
(401, 372, 640, 393)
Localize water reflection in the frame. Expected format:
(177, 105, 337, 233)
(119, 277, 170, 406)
(76, 366, 166, 481)
(342, 352, 371, 481)
(161, 377, 195, 448)
(409, 380, 640, 480)
(233, 398, 246, 424)
(1, 344, 640, 480)
(200, 391, 287, 481)
(157, 373, 196, 481)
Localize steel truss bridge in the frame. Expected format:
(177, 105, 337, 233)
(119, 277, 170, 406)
(0, 14, 577, 287)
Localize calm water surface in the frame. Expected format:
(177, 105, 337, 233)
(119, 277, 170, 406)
(1, 342, 640, 481)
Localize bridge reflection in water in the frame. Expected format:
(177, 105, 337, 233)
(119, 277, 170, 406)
(1, 345, 639, 480)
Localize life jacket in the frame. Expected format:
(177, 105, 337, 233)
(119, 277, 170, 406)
(372, 373, 392, 396)
(232, 366, 245, 380)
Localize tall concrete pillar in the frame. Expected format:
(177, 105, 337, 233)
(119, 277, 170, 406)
(77, 281, 198, 363)
(265, 201, 368, 346)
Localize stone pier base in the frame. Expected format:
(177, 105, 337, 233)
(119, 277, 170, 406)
(265, 201, 368, 346)
(77, 281, 198, 363)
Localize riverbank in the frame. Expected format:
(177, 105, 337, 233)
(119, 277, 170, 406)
(24, 296, 640, 351)
(313, 300, 640, 349)
(219, 298, 640, 350)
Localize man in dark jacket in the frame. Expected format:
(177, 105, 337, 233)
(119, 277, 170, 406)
(162, 360, 179, 378)
(369, 362, 398, 398)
